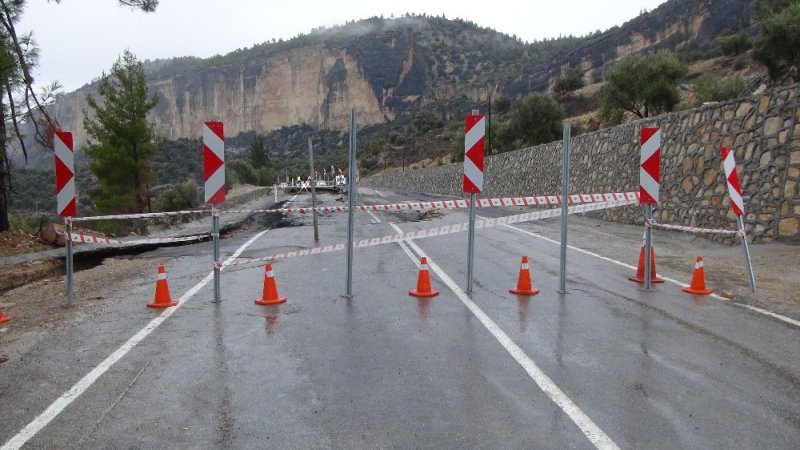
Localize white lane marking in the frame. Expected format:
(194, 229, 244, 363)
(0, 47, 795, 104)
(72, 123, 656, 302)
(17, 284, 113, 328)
(389, 223, 619, 450)
(365, 209, 382, 224)
(374, 189, 386, 198)
(2, 231, 270, 450)
(494, 219, 800, 329)
(740, 304, 800, 327)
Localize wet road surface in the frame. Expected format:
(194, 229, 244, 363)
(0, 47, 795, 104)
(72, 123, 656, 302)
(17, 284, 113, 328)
(1, 188, 799, 449)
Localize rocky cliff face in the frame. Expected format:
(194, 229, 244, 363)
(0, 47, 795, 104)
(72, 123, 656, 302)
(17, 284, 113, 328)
(42, 0, 756, 149)
(47, 44, 390, 147)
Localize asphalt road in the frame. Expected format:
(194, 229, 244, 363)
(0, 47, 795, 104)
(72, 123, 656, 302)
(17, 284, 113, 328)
(1, 187, 799, 449)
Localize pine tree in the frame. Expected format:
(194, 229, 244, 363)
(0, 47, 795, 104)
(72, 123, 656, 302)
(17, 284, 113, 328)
(83, 50, 158, 214)
(0, 0, 158, 230)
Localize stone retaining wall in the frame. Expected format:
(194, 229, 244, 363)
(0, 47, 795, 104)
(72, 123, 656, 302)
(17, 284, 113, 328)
(363, 84, 800, 244)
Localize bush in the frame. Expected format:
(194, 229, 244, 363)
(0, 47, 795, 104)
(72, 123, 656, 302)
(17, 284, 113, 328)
(493, 96, 511, 114)
(554, 67, 585, 94)
(695, 74, 746, 104)
(227, 160, 258, 185)
(720, 32, 753, 56)
(154, 179, 201, 212)
(9, 213, 54, 235)
(734, 56, 749, 70)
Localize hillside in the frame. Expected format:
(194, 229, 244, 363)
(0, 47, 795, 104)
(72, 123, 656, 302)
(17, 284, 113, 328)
(9, 0, 765, 214)
(28, 0, 754, 149)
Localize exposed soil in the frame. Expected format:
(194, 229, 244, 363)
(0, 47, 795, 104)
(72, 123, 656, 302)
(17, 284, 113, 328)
(0, 230, 52, 256)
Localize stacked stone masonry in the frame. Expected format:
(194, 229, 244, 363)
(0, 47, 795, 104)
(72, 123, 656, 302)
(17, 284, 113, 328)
(363, 84, 799, 244)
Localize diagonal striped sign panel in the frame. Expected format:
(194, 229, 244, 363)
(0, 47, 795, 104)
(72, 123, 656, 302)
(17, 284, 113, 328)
(463, 114, 485, 193)
(639, 127, 661, 204)
(203, 121, 225, 204)
(721, 147, 744, 216)
(54, 131, 76, 217)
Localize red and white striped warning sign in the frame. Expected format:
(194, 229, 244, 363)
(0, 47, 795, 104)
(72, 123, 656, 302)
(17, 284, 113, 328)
(721, 147, 744, 216)
(203, 121, 225, 204)
(463, 114, 485, 193)
(54, 131, 76, 217)
(639, 127, 661, 204)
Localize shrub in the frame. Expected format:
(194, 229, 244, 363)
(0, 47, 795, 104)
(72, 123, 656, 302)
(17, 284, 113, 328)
(554, 67, 585, 94)
(696, 74, 746, 104)
(720, 32, 753, 56)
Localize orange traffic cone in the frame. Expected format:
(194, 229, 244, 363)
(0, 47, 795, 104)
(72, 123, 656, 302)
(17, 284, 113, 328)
(0, 308, 10, 324)
(510, 256, 540, 296)
(409, 257, 439, 298)
(682, 256, 713, 295)
(255, 263, 286, 305)
(147, 264, 178, 308)
(628, 234, 664, 284)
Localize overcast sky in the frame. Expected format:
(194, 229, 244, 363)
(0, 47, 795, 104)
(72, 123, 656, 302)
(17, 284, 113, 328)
(20, 0, 667, 92)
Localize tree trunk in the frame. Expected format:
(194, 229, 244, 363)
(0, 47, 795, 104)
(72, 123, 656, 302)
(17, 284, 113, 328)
(0, 99, 10, 232)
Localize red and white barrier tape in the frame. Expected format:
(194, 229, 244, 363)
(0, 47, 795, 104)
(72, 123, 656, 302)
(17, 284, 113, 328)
(68, 192, 640, 222)
(69, 209, 210, 222)
(222, 191, 639, 215)
(221, 197, 636, 270)
(67, 232, 210, 246)
(649, 221, 737, 235)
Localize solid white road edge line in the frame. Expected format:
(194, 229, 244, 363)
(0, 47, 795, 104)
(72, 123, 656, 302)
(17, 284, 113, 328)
(389, 222, 620, 450)
(493, 219, 800, 328)
(1, 230, 271, 450)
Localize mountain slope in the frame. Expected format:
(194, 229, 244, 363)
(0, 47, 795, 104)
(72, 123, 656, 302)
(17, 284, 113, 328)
(30, 0, 756, 158)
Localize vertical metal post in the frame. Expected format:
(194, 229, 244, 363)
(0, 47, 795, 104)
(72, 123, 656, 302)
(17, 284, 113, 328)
(738, 215, 757, 292)
(466, 193, 476, 293)
(644, 205, 654, 291)
(65, 218, 74, 307)
(558, 124, 571, 293)
(274, 184, 278, 203)
(346, 108, 357, 298)
(309, 137, 319, 242)
(212, 205, 221, 302)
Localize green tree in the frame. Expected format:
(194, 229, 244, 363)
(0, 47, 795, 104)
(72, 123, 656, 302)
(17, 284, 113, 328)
(554, 67, 585, 94)
(598, 51, 687, 124)
(248, 133, 268, 169)
(495, 94, 564, 151)
(719, 32, 753, 56)
(0, 0, 158, 231)
(752, 0, 800, 82)
(83, 50, 158, 214)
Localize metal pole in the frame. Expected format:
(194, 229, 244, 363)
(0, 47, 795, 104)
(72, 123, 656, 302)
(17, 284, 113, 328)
(274, 184, 278, 203)
(346, 108, 357, 298)
(487, 83, 498, 155)
(65, 218, 74, 307)
(466, 193, 476, 294)
(212, 205, 221, 302)
(738, 215, 757, 292)
(644, 205, 653, 291)
(558, 124, 571, 293)
(309, 137, 319, 242)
